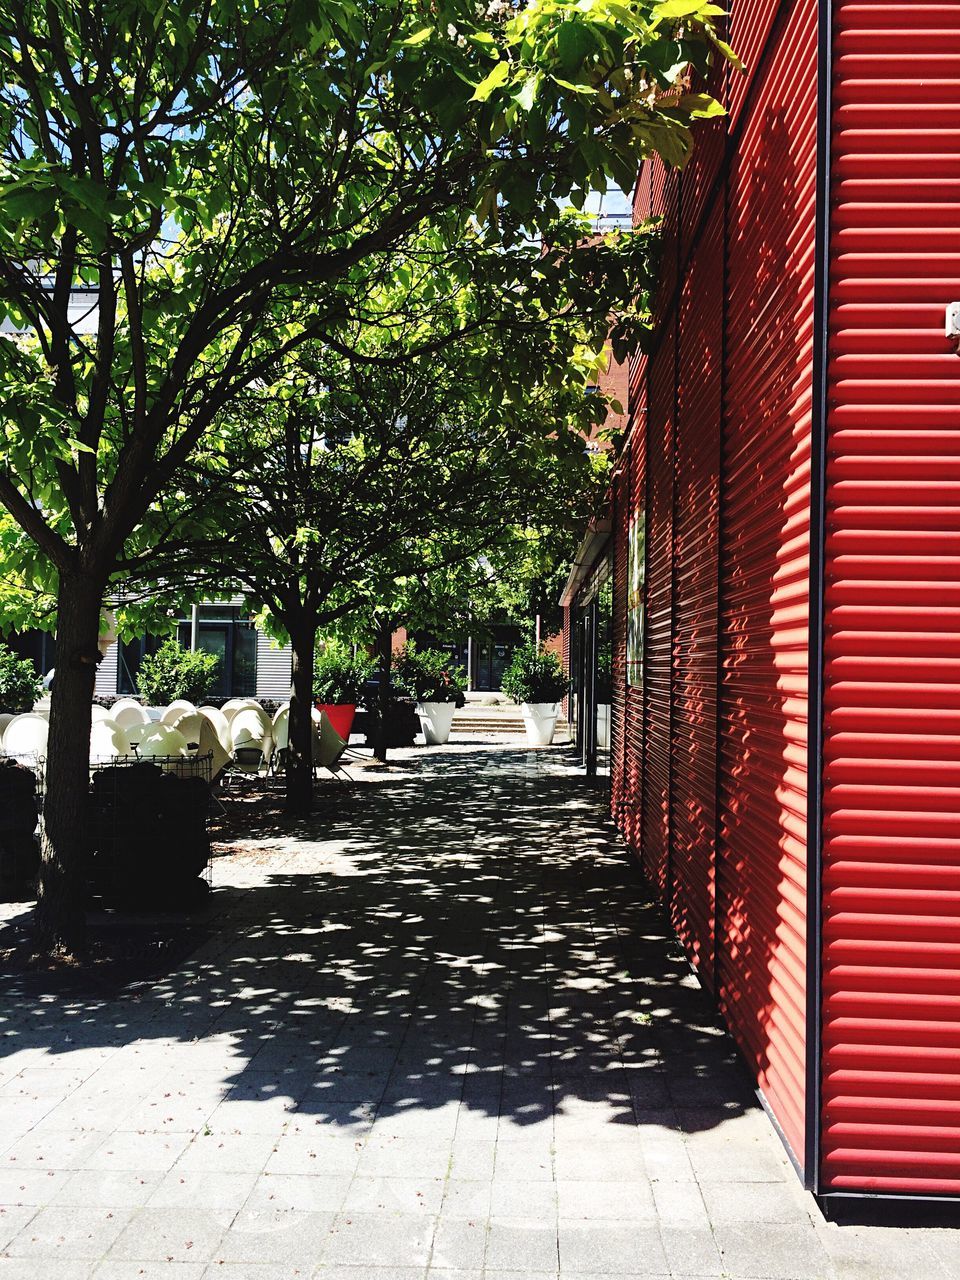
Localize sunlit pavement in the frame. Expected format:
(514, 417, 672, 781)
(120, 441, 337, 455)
(0, 740, 956, 1278)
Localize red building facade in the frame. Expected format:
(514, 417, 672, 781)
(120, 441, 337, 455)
(569, 0, 960, 1208)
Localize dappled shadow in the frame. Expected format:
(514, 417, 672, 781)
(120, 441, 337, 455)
(0, 744, 759, 1154)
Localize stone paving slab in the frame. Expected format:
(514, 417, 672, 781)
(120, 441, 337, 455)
(1, 741, 959, 1279)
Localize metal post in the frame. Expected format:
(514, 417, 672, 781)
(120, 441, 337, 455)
(585, 597, 598, 777)
(466, 635, 473, 692)
(190, 604, 199, 651)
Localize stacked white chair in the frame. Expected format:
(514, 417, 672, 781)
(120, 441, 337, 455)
(2, 714, 49, 763)
(195, 716, 232, 783)
(230, 706, 273, 772)
(111, 697, 145, 718)
(137, 722, 189, 763)
(221, 698, 262, 725)
(171, 711, 206, 752)
(198, 705, 232, 750)
(89, 719, 132, 764)
(161, 699, 197, 726)
(113, 702, 152, 746)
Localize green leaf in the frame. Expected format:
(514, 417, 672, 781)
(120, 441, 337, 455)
(708, 33, 745, 71)
(516, 73, 541, 112)
(0, 184, 56, 220)
(652, 0, 710, 16)
(470, 59, 511, 102)
(675, 92, 725, 118)
(402, 27, 433, 45)
(553, 76, 597, 95)
(557, 21, 592, 72)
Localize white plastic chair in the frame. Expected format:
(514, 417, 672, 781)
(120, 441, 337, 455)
(137, 723, 189, 760)
(89, 718, 132, 764)
(171, 711, 206, 752)
(0, 713, 14, 740)
(198, 705, 232, 749)
(221, 698, 262, 725)
(230, 707, 273, 764)
(161, 699, 197, 726)
(196, 716, 232, 783)
(113, 703, 152, 734)
(111, 697, 146, 718)
(90, 705, 113, 724)
(313, 710, 349, 781)
(270, 706, 289, 774)
(2, 714, 49, 763)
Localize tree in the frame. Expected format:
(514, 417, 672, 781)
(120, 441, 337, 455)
(0, 0, 732, 950)
(177, 292, 608, 800)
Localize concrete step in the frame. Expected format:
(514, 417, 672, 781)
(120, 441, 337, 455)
(452, 707, 569, 736)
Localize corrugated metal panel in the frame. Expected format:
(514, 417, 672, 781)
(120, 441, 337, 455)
(94, 641, 119, 698)
(717, 0, 817, 1166)
(256, 631, 292, 701)
(727, 0, 781, 126)
(620, 369, 648, 855)
(650, 160, 679, 322)
(820, 0, 960, 1196)
(611, 465, 628, 821)
(679, 53, 728, 259)
(641, 332, 675, 895)
(670, 202, 723, 988)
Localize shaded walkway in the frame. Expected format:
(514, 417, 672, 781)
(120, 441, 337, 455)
(0, 743, 953, 1277)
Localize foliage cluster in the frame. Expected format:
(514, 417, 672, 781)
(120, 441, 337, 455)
(393, 643, 467, 707)
(313, 647, 375, 706)
(136, 639, 220, 706)
(0, 644, 42, 713)
(500, 643, 567, 705)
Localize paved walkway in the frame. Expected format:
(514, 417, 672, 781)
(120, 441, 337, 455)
(0, 742, 957, 1279)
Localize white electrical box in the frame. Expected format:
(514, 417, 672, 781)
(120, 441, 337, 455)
(946, 302, 960, 341)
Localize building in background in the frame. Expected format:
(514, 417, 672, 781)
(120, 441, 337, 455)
(565, 1, 960, 1210)
(10, 600, 293, 703)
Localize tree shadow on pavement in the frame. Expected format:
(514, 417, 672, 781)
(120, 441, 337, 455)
(0, 744, 759, 1147)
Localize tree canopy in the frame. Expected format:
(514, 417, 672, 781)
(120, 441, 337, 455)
(0, 0, 735, 949)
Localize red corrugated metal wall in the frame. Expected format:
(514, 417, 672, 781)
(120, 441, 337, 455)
(613, 0, 818, 1173)
(641, 301, 676, 895)
(716, 0, 817, 1167)
(820, 0, 960, 1196)
(670, 199, 723, 989)
(611, 461, 628, 823)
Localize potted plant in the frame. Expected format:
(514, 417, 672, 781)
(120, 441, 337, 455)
(500, 643, 567, 746)
(313, 649, 373, 741)
(0, 645, 42, 715)
(393, 643, 466, 745)
(136, 638, 220, 706)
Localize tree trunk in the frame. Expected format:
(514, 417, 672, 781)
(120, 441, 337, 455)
(373, 622, 393, 764)
(286, 623, 316, 816)
(36, 573, 104, 955)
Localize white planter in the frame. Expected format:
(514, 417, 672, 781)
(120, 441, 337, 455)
(522, 701, 559, 747)
(416, 701, 456, 745)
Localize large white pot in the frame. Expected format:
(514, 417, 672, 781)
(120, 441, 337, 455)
(522, 701, 559, 747)
(416, 701, 456, 746)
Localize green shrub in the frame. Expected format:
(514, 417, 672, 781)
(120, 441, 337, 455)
(393, 643, 466, 706)
(500, 643, 566, 705)
(136, 639, 220, 705)
(313, 649, 374, 705)
(0, 644, 42, 713)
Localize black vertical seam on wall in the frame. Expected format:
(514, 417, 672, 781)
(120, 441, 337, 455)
(712, 44, 732, 1002)
(805, 0, 833, 1196)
